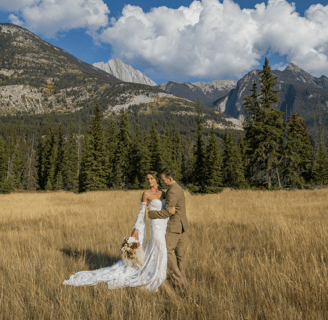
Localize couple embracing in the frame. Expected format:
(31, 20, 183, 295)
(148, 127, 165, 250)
(63, 167, 190, 293)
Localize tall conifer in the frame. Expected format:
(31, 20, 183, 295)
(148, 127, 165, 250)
(192, 100, 206, 189)
(282, 114, 314, 187)
(181, 136, 194, 185)
(149, 121, 164, 174)
(114, 109, 131, 188)
(43, 114, 57, 190)
(313, 143, 328, 185)
(106, 115, 117, 188)
(241, 57, 284, 187)
(79, 134, 93, 192)
(89, 103, 107, 190)
(36, 130, 44, 189)
(163, 123, 182, 180)
(130, 125, 151, 189)
(205, 123, 222, 190)
(0, 136, 8, 185)
(163, 123, 175, 168)
(55, 124, 66, 190)
(174, 131, 183, 181)
(222, 132, 246, 188)
(65, 122, 79, 191)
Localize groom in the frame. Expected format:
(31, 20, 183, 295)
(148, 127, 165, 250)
(148, 167, 189, 288)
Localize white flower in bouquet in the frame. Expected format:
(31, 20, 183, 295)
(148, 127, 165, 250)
(127, 237, 136, 244)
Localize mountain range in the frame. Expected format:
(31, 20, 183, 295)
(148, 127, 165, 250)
(0, 23, 242, 137)
(157, 80, 237, 108)
(93, 54, 328, 143)
(0, 23, 328, 144)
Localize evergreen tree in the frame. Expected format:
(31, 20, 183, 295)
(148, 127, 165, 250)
(79, 134, 93, 192)
(105, 115, 117, 188)
(0, 136, 9, 192)
(12, 136, 23, 190)
(313, 143, 328, 185)
(222, 132, 246, 188)
(163, 123, 182, 181)
(36, 130, 45, 190)
(65, 122, 79, 191)
(55, 124, 66, 190)
(181, 136, 194, 185)
(282, 114, 314, 187)
(114, 109, 131, 188)
(241, 57, 284, 188)
(163, 123, 175, 168)
(238, 134, 248, 170)
(174, 130, 183, 181)
(54, 171, 64, 190)
(192, 100, 206, 189)
(42, 114, 57, 190)
(88, 103, 107, 190)
(139, 131, 152, 189)
(21, 135, 38, 191)
(0, 136, 9, 186)
(149, 121, 164, 174)
(130, 125, 151, 189)
(2, 132, 23, 191)
(204, 123, 222, 191)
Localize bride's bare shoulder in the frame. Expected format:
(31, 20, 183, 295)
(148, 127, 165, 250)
(141, 189, 151, 202)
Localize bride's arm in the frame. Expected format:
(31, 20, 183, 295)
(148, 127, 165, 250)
(131, 191, 148, 235)
(131, 192, 148, 246)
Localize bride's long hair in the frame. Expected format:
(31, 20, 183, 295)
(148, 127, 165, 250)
(146, 171, 162, 191)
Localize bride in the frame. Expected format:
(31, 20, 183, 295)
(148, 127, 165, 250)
(63, 171, 171, 293)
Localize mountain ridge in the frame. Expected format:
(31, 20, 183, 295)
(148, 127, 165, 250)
(157, 80, 237, 107)
(93, 59, 157, 87)
(0, 23, 243, 136)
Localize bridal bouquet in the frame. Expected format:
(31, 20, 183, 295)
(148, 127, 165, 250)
(121, 237, 145, 268)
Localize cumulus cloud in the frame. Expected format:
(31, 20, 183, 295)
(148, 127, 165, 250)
(8, 14, 25, 27)
(1, 0, 110, 38)
(99, 0, 328, 80)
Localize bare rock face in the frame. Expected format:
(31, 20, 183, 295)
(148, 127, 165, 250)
(157, 80, 237, 107)
(93, 59, 157, 86)
(213, 62, 328, 125)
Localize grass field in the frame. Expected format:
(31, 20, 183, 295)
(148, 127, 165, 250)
(1, 188, 328, 319)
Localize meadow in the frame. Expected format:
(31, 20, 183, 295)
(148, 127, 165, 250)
(1, 188, 328, 319)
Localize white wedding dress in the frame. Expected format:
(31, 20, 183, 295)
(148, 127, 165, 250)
(63, 199, 168, 293)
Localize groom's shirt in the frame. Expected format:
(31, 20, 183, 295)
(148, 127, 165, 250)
(148, 181, 189, 234)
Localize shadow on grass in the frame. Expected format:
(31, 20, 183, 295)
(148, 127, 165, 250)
(61, 247, 122, 270)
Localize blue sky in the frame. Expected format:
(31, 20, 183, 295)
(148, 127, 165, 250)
(1, 0, 328, 85)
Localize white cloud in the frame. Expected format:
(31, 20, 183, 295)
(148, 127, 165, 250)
(8, 14, 25, 27)
(2, 0, 110, 38)
(99, 0, 328, 80)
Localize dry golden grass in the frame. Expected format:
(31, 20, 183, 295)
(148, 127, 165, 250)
(1, 188, 328, 319)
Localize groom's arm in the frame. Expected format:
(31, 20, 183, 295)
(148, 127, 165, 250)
(148, 189, 177, 219)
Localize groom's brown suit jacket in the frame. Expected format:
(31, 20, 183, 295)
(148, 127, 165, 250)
(148, 182, 189, 234)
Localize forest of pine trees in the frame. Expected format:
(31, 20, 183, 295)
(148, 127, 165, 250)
(0, 58, 327, 194)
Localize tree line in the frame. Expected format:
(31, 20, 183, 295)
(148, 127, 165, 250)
(0, 57, 328, 193)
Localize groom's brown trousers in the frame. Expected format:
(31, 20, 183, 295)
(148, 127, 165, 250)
(166, 231, 186, 286)
(148, 182, 189, 287)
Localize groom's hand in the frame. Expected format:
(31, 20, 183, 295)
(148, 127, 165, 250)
(169, 207, 176, 215)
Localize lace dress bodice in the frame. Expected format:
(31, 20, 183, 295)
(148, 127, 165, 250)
(63, 199, 168, 293)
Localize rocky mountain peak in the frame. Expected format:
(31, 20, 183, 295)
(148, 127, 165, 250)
(93, 59, 157, 86)
(285, 62, 306, 73)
